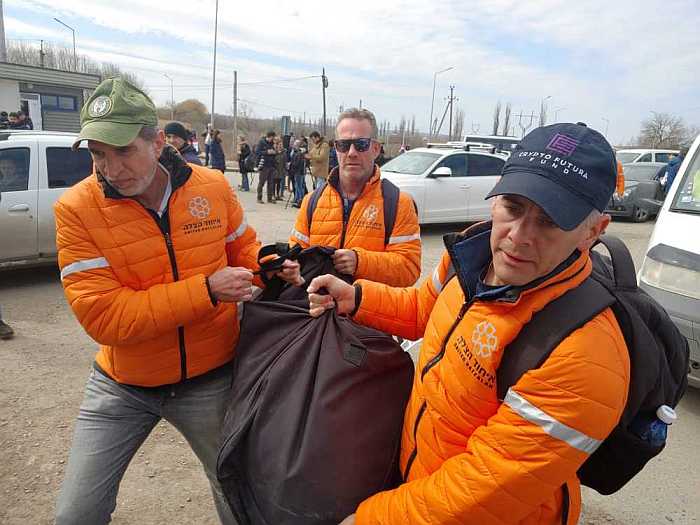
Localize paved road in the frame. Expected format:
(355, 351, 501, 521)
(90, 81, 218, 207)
(0, 175, 697, 524)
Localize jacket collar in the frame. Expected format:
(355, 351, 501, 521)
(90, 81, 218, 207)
(444, 221, 589, 303)
(98, 144, 192, 200)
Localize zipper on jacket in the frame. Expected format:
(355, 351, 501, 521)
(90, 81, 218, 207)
(146, 202, 188, 383)
(164, 231, 187, 382)
(403, 299, 472, 481)
(420, 300, 472, 381)
(402, 401, 427, 481)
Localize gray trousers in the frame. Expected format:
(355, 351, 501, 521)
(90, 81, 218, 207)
(55, 365, 236, 525)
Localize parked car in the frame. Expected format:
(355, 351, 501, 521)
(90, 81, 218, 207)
(605, 162, 667, 222)
(0, 130, 92, 269)
(379, 145, 506, 224)
(616, 148, 678, 164)
(638, 133, 700, 388)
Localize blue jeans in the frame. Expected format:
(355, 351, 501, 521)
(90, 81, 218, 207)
(293, 173, 306, 204)
(240, 172, 249, 191)
(55, 366, 236, 525)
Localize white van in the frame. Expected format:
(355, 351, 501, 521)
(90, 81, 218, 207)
(638, 135, 700, 387)
(616, 148, 678, 164)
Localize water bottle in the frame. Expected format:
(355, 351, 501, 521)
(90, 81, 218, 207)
(631, 405, 677, 447)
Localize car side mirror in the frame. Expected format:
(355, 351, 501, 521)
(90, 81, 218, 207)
(429, 166, 452, 178)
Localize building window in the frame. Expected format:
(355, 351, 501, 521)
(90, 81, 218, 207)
(40, 94, 77, 112)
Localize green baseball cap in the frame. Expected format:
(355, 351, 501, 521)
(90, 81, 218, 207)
(72, 77, 158, 150)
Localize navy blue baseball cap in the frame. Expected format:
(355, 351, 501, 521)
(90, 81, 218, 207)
(486, 123, 617, 231)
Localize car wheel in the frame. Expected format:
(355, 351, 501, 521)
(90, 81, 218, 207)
(632, 206, 649, 222)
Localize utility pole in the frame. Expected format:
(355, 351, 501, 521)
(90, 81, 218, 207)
(321, 67, 328, 136)
(0, 0, 7, 62)
(210, 0, 219, 130)
(233, 70, 238, 158)
(39, 40, 46, 68)
(359, 99, 362, 109)
(447, 85, 458, 141)
(163, 74, 174, 120)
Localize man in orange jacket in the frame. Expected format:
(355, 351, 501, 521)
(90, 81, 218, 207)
(54, 78, 301, 524)
(289, 108, 421, 287)
(309, 123, 630, 525)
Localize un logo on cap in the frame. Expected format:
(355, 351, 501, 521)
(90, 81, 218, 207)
(88, 96, 113, 118)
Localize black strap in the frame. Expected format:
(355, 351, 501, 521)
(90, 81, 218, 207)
(496, 277, 616, 401)
(380, 178, 400, 246)
(255, 243, 302, 275)
(306, 180, 327, 228)
(595, 235, 637, 290)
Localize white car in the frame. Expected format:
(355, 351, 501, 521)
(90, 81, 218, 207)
(638, 134, 700, 388)
(0, 130, 92, 268)
(616, 148, 678, 164)
(380, 146, 506, 224)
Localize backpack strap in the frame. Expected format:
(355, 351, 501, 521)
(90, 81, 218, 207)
(496, 277, 616, 401)
(380, 178, 401, 246)
(595, 235, 637, 290)
(306, 180, 327, 228)
(305, 177, 402, 247)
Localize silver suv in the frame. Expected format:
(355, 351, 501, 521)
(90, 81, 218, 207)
(0, 130, 92, 268)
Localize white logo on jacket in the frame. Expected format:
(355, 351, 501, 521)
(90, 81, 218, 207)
(188, 196, 211, 219)
(363, 204, 379, 222)
(472, 321, 499, 359)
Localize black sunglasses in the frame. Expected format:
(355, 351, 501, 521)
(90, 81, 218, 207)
(335, 138, 373, 153)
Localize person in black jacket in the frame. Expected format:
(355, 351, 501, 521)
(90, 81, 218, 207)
(256, 130, 277, 204)
(209, 129, 226, 173)
(238, 136, 252, 191)
(288, 139, 307, 207)
(164, 122, 203, 165)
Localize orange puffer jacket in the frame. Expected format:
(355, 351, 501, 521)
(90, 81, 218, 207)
(289, 166, 421, 286)
(352, 223, 630, 525)
(55, 147, 261, 387)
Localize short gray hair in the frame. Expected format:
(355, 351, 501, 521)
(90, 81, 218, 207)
(138, 125, 159, 142)
(337, 108, 378, 138)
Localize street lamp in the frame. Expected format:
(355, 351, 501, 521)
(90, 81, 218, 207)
(539, 95, 552, 126)
(163, 74, 174, 120)
(602, 117, 610, 138)
(429, 66, 454, 137)
(210, 0, 219, 130)
(53, 17, 76, 72)
(554, 106, 566, 122)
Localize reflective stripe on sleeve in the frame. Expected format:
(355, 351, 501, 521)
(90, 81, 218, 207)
(431, 267, 444, 293)
(504, 389, 602, 455)
(226, 219, 248, 243)
(388, 232, 421, 244)
(291, 228, 310, 244)
(60, 257, 111, 281)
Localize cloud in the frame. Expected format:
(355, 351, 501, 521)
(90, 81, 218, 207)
(4, 0, 699, 142)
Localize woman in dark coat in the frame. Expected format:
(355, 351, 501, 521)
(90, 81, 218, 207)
(209, 130, 226, 173)
(238, 137, 252, 191)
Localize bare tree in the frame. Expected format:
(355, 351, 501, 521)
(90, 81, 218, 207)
(639, 112, 687, 148)
(6, 41, 144, 90)
(502, 102, 512, 136)
(453, 108, 465, 141)
(492, 101, 502, 136)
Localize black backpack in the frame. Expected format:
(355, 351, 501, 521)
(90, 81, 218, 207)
(498, 235, 689, 496)
(306, 178, 401, 246)
(243, 149, 257, 172)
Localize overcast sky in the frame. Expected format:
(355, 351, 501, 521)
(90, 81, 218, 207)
(5, 0, 700, 145)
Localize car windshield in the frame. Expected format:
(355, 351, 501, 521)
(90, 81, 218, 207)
(616, 151, 639, 164)
(623, 164, 663, 181)
(671, 148, 700, 215)
(381, 152, 440, 175)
